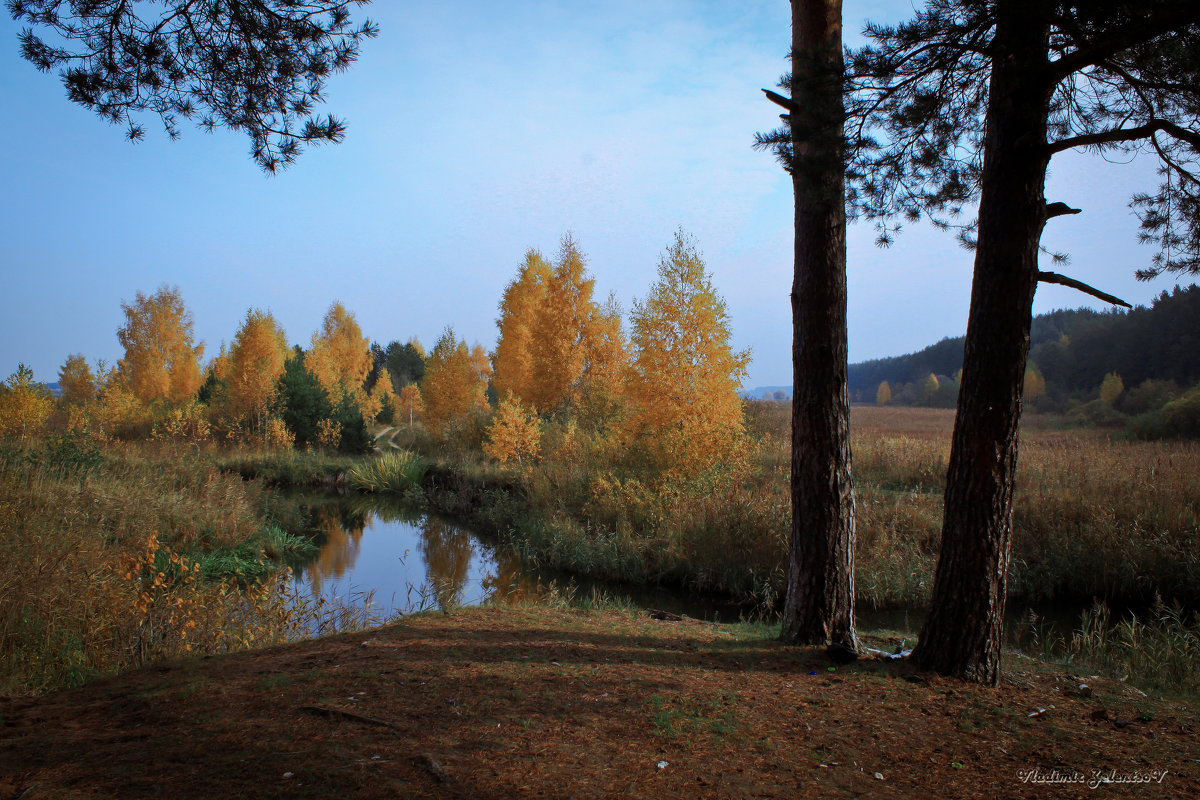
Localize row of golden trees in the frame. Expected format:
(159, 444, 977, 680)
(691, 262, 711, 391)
(1, 286, 426, 450)
(4, 230, 750, 475)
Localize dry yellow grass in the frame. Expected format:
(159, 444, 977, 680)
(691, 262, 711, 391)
(742, 403, 1200, 608)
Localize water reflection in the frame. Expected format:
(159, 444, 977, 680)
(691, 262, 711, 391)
(303, 504, 368, 595)
(416, 517, 473, 608)
(288, 494, 537, 614)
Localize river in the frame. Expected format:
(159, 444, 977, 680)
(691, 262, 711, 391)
(280, 491, 1098, 646)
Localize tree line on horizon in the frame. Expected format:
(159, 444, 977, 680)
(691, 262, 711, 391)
(854, 284, 1200, 437)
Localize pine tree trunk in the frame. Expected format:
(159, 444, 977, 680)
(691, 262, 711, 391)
(911, 1, 1052, 684)
(780, 0, 855, 647)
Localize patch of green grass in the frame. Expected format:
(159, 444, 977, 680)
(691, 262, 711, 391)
(647, 692, 741, 739)
(258, 674, 292, 691)
(348, 450, 428, 493)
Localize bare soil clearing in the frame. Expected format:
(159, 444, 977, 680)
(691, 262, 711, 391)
(1, 607, 1196, 799)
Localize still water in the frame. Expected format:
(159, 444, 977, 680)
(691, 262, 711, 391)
(284, 494, 537, 617)
(281, 491, 744, 621)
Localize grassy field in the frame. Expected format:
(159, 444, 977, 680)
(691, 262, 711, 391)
(849, 406, 1200, 606)
(482, 403, 1200, 612)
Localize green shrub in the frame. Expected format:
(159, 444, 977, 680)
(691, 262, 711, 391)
(1128, 383, 1200, 440)
(1157, 385, 1200, 438)
(1118, 378, 1179, 415)
(1068, 398, 1127, 428)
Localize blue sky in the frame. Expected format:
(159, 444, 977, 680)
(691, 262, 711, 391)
(0, 1, 1180, 391)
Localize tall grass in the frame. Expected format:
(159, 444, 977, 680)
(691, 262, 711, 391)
(0, 439, 371, 695)
(347, 449, 427, 493)
(478, 403, 1200, 615)
(1011, 599, 1200, 694)
(214, 448, 360, 485)
(1012, 438, 1200, 603)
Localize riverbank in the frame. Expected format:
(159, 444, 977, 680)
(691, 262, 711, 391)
(2, 604, 1196, 799)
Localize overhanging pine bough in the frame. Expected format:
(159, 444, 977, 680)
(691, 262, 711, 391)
(10, 0, 378, 171)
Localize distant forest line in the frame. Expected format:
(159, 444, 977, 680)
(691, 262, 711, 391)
(747, 284, 1200, 437)
(844, 283, 1200, 410)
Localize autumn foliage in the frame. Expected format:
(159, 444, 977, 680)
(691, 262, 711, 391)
(492, 237, 630, 424)
(116, 285, 205, 407)
(370, 367, 400, 424)
(219, 309, 290, 432)
(421, 328, 489, 434)
(484, 394, 542, 464)
(57, 354, 96, 407)
(0, 364, 54, 443)
(492, 250, 552, 407)
(527, 237, 595, 412)
(306, 302, 371, 408)
(399, 383, 424, 426)
(626, 231, 750, 478)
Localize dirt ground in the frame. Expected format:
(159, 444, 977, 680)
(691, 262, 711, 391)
(1, 606, 1196, 799)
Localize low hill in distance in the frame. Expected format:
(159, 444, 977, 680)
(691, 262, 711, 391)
(751, 284, 1200, 415)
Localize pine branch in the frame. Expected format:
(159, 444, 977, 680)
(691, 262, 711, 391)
(1048, 4, 1200, 81)
(1049, 119, 1200, 155)
(1037, 271, 1131, 308)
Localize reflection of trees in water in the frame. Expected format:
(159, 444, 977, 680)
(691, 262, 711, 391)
(480, 549, 539, 604)
(417, 517, 473, 609)
(304, 504, 367, 594)
(347, 493, 422, 526)
(414, 519, 540, 608)
(283, 490, 543, 610)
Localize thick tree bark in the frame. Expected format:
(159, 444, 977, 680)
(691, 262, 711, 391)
(911, 1, 1052, 684)
(780, 0, 856, 648)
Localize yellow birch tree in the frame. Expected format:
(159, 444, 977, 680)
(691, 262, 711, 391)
(306, 302, 372, 416)
(399, 383, 424, 426)
(469, 344, 493, 412)
(58, 354, 96, 406)
(577, 294, 630, 430)
(528, 235, 595, 413)
(0, 364, 53, 443)
(492, 250, 551, 406)
(371, 367, 400, 423)
(484, 394, 542, 464)
(116, 285, 205, 406)
(224, 309, 290, 433)
(626, 230, 750, 478)
(876, 381, 892, 406)
(1023, 362, 1046, 402)
(421, 328, 487, 434)
(1100, 372, 1125, 405)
